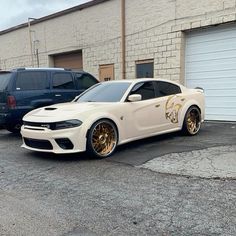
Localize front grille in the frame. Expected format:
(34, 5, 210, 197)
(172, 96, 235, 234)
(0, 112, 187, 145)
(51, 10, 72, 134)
(23, 121, 58, 130)
(23, 121, 50, 128)
(24, 138, 53, 150)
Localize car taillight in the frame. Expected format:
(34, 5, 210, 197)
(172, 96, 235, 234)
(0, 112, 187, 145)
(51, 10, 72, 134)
(7, 96, 16, 109)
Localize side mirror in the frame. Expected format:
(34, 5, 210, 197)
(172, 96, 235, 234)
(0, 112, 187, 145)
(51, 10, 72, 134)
(128, 94, 142, 102)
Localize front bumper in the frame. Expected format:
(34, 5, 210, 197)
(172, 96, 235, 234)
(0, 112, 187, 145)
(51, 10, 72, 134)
(21, 125, 87, 154)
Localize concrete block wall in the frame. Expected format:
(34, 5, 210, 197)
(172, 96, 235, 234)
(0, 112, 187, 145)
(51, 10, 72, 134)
(125, 0, 236, 83)
(0, 0, 121, 79)
(1, 0, 236, 83)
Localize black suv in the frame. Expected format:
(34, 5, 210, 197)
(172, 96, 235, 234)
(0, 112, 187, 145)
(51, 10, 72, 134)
(0, 68, 99, 133)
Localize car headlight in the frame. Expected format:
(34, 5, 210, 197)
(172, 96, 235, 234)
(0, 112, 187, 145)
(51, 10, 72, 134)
(51, 119, 83, 130)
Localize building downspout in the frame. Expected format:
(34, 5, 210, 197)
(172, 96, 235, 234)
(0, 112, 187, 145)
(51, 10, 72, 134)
(121, 0, 126, 80)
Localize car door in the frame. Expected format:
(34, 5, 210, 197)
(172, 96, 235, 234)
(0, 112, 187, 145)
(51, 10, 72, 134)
(12, 71, 51, 116)
(51, 71, 79, 103)
(124, 81, 161, 138)
(154, 81, 183, 130)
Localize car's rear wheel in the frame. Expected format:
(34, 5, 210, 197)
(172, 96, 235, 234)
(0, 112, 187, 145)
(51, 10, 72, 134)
(87, 119, 118, 158)
(182, 106, 201, 135)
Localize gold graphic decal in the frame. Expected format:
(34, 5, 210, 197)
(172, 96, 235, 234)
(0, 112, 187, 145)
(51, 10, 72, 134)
(165, 95, 183, 123)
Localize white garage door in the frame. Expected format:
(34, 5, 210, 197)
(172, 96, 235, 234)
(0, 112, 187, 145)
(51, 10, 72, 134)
(185, 24, 236, 121)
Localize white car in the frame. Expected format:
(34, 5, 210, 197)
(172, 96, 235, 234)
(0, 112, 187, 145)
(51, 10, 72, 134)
(21, 79, 205, 158)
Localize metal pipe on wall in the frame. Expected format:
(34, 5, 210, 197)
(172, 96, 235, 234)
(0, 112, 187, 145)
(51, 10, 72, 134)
(121, 0, 126, 80)
(28, 18, 36, 68)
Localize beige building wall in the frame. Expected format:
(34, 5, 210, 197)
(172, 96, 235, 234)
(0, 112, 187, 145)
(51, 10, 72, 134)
(125, 0, 236, 82)
(0, 0, 121, 79)
(0, 0, 236, 83)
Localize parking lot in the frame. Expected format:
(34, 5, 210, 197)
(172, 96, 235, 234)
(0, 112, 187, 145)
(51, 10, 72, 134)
(0, 122, 236, 235)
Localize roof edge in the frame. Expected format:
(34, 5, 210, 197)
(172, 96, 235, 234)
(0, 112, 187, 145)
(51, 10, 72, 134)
(0, 0, 110, 36)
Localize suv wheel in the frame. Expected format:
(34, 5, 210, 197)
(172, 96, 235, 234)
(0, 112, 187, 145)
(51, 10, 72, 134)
(6, 123, 22, 133)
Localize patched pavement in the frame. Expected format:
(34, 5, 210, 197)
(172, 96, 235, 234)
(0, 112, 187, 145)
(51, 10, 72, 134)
(140, 145, 236, 179)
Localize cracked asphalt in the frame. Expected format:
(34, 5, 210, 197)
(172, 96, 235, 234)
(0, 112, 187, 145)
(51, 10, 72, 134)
(0, 122, 236, 236)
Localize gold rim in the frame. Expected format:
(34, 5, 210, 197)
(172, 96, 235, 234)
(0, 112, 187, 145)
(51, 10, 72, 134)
(91, 122, 117, 156)
(187, 109, 200, 135)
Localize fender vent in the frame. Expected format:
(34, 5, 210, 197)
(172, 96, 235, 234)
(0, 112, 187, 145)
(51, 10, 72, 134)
(44, 107, 57, 111)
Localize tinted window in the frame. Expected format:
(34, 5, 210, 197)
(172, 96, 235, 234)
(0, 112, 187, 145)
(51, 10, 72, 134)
(136, 61, 154, 78)
(75, 74, 97, 90)
(16, 71, 48, 90)
(0, 72, 11, 90)
(77, 82, 131, 102)
(155, 81, 181, 97)
(130, 82, 155, 100)
(52, 72, 75, 90)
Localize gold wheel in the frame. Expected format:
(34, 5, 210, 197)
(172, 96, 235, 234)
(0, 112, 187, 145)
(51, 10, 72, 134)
(186, 108, 201, 135)
(90, 120, 117, 157)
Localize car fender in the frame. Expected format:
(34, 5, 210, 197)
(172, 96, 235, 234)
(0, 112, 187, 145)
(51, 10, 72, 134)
(179, 99, 202, 128)
(80, 112, 124, 144)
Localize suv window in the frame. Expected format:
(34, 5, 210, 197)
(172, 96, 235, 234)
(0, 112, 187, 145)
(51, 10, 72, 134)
(0, 72, 12, 90)
(130, 82, 155, 100)
(155, 81, 181, 97)
(15, 71, 48, 90)
(52, 72, 75, 90)
(75, 73, 97, 90)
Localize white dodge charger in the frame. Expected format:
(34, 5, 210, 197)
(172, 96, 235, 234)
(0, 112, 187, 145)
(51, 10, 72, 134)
(21, 79, 205, 158)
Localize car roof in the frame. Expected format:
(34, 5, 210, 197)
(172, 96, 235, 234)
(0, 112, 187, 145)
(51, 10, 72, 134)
(11, 67, 71, 72)
(102, 78, 183, 86)
(0, 70, 11, 73)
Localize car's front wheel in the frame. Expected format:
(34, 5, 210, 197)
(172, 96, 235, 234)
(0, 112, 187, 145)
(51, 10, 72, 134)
(182, 106, 201, 135)
(87, 119, 118, 158)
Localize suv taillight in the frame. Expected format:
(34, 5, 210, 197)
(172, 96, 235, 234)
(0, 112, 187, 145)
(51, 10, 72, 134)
(7, 96, 16, 109)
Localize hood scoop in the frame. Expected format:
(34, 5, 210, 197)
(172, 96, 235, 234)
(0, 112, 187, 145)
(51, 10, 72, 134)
(44, 107, 57, 111)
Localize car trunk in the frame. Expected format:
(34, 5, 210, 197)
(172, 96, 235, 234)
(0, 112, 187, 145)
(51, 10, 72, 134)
(0, 72, 12, 112)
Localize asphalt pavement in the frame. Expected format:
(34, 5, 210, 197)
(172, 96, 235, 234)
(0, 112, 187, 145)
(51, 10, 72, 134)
(0, 122, 235, 235)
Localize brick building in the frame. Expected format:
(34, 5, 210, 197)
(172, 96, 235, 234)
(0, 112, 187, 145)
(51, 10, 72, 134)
(0, 0, 236, 121)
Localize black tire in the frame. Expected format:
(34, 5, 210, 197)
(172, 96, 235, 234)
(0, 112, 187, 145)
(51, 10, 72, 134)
(6, 123, 22, 134)
(182, 106, 201, 136)
(87, 119, 118, 158)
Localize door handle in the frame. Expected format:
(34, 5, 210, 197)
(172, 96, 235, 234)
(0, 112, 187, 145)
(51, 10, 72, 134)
(155, 104, 160, 108)
(55, 94, 62, 97)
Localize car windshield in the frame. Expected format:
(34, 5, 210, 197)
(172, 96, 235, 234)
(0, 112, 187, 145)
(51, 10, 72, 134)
(0, 72, 11, 90)
(76, 82, 131, 102)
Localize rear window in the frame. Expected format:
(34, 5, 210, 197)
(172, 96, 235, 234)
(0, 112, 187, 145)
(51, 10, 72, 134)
(0, 72, 12, 90)
(155, 81, 181, 97)
(52, 72, 75, 90)
(75, 73, 98, 90)
(16, 71, 48, 90)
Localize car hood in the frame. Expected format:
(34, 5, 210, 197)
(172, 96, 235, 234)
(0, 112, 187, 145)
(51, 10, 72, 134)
(23, 102, 116, 123)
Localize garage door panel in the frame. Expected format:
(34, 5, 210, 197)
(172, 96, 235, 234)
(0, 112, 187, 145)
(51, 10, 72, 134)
(53, 51, 82, 70)
(186, 79, 236, 90)
(186, 69, 236, 80)
(207, 107, 235, 117)
(185, 25, 236, 121)
(205, 89, 236, 97)
(207, 114, 236, 121)
(186, 40, 236, 55)
(186, 49, 236, 62)
(186, 59, 236, 73)
(187, 29, 236, 44)
(206, 98, 236, 108)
